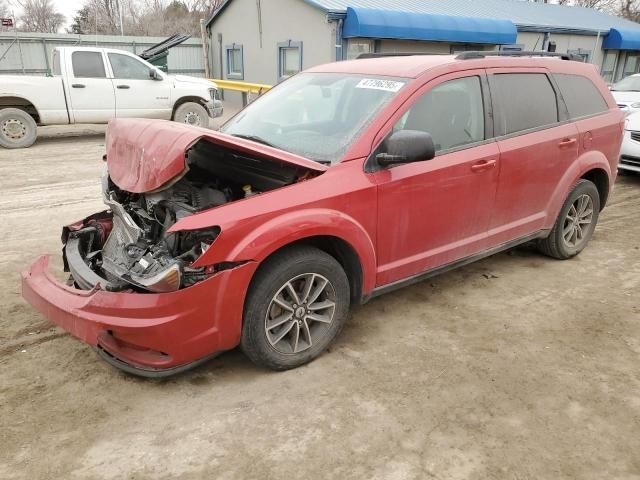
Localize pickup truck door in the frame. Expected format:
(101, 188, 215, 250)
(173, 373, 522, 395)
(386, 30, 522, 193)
(106, 52, 172, 119)
(65, 50, 115, 123)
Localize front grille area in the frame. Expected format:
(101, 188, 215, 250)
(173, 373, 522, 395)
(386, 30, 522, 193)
(630, 131, 640, 143)
(621, 155, 640, 167)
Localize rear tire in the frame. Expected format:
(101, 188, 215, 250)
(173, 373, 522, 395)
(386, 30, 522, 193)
(241, 246, 350, 371)
(0, 108, 37, 149)
(537, 179, 600, 259)
(173, 102, 209, 128)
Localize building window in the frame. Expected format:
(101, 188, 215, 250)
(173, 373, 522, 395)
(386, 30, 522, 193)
(225, 44, 243, 80)
(278, 40, 302, 81)
(601, 51, 618, 83)
(567, 48, 592, 63)
(622, 52, 640, 78)
(346, 39, 373, 60)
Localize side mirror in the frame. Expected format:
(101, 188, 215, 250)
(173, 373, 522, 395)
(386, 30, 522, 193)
(149, 68, 162, 80)
(376, 130, 435, 167)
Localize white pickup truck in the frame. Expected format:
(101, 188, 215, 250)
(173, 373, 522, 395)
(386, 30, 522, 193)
(0, 46, 223, 148)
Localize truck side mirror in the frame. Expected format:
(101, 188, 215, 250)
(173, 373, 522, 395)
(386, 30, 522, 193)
(376, 130, 435, 167)
(149, 68, 162, 81)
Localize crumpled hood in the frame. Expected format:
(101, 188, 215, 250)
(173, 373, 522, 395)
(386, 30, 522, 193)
(105, 119, 326, 193)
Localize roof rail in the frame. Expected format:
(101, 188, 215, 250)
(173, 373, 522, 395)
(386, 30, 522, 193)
(455, 51, 582, 61)
(356, 52, 447, 59)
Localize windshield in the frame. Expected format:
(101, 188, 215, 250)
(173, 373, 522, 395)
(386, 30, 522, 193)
(611, 75, 640, 92)
(221, 73, 406, 164)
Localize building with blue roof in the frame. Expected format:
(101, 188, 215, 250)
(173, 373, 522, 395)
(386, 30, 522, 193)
(206, 0, 640, 92)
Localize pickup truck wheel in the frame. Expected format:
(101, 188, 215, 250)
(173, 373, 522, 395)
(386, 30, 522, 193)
(537, 179, 600, 260)
(0, 108, 37, 149)
(241, 246, 350, 370)
(173, 102, 209, 128)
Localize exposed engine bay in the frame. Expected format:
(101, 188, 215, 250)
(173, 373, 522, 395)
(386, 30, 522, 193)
(63, 139, 317, 293)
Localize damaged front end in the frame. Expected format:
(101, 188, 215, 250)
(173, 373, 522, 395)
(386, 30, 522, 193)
(63, 132, 320, 294)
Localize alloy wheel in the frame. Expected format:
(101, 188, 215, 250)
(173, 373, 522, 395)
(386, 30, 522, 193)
(562, 194, 594, 248)
(265, 273, 337, 354)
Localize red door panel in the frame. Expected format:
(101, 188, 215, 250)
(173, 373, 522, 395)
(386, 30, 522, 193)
(489, 122, 579, 244)
(374, 142, 500, 286)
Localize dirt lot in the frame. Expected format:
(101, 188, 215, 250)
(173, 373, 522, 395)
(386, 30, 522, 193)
(1, 123, 639, 480)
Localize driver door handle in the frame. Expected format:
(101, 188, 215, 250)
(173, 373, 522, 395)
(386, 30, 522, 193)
(470, 159, 497, 172)
(117, 85, 130, 89)
(71, 84, 85, 88)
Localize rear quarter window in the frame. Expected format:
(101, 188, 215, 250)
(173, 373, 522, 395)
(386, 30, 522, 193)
(490, 73, 558, 135)
(553, 73, 609, 119)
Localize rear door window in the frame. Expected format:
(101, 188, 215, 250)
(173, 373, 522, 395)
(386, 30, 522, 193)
(490, 73, 558, 135)
(553, 73, 609, 119)
(72, 51, 106, 78)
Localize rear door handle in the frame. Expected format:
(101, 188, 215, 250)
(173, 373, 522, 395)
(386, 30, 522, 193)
(71, 84, 85, 88)
(558, 138, 577, 148)
(117, 85, 130, 89)
(470, 159, 497, 172)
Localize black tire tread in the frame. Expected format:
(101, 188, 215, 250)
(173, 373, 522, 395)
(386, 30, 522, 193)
(0, 107, 37, 149)
(537, 179, 600, 260)
(241, 245, 350, 371)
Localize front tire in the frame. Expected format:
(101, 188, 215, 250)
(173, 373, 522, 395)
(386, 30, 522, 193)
(173, 102, 209, 128)
(537, 179, 600, 259)
(241, 246, 350, 370)
(0, 108, 37, 149)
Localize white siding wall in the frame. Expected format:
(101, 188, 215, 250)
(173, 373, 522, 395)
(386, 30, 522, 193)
(377, 40, 452, 55)
(209, 0, 334, 88)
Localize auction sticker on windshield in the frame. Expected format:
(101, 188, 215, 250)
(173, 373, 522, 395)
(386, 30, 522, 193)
(356, 79, 404, 92)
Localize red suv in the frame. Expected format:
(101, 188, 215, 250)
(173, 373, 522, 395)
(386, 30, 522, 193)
(22, 52, 623, 376)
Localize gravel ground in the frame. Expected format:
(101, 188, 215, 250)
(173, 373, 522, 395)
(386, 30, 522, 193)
(0, 121, 639, 480)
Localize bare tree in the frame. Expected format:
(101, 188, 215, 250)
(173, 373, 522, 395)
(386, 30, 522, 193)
(547, 0, 617, 8)
(619, 0, 640, 20)
(0, 0, 9, 18)
(71, 0, 223, 36)
(19, 0, 65, 33)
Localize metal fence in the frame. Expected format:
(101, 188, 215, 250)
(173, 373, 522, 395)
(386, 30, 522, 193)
(0, 31, 206, 77)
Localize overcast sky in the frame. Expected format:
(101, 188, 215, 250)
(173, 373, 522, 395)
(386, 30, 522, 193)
(6, 0, 86, 28)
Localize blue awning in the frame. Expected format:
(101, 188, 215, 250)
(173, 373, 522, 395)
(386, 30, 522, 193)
(603, 28, 640, 50)
(342, 7, 518, 45)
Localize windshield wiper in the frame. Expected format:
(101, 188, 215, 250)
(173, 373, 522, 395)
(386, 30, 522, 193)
(231, 133, 276, 148)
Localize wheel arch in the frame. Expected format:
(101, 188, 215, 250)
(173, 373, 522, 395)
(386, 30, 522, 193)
(192, 209, 378, 303)
(544, 151, 612, 229)
(580, 168, 609, 210)
(256, 235, 365, 305)
(0, 96, 41, 123)
(171, 96, 210, 120)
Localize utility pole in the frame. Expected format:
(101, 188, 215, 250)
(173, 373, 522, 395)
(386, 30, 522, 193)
(118, 0, 124, 36)
(200, 19, 211, 78)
